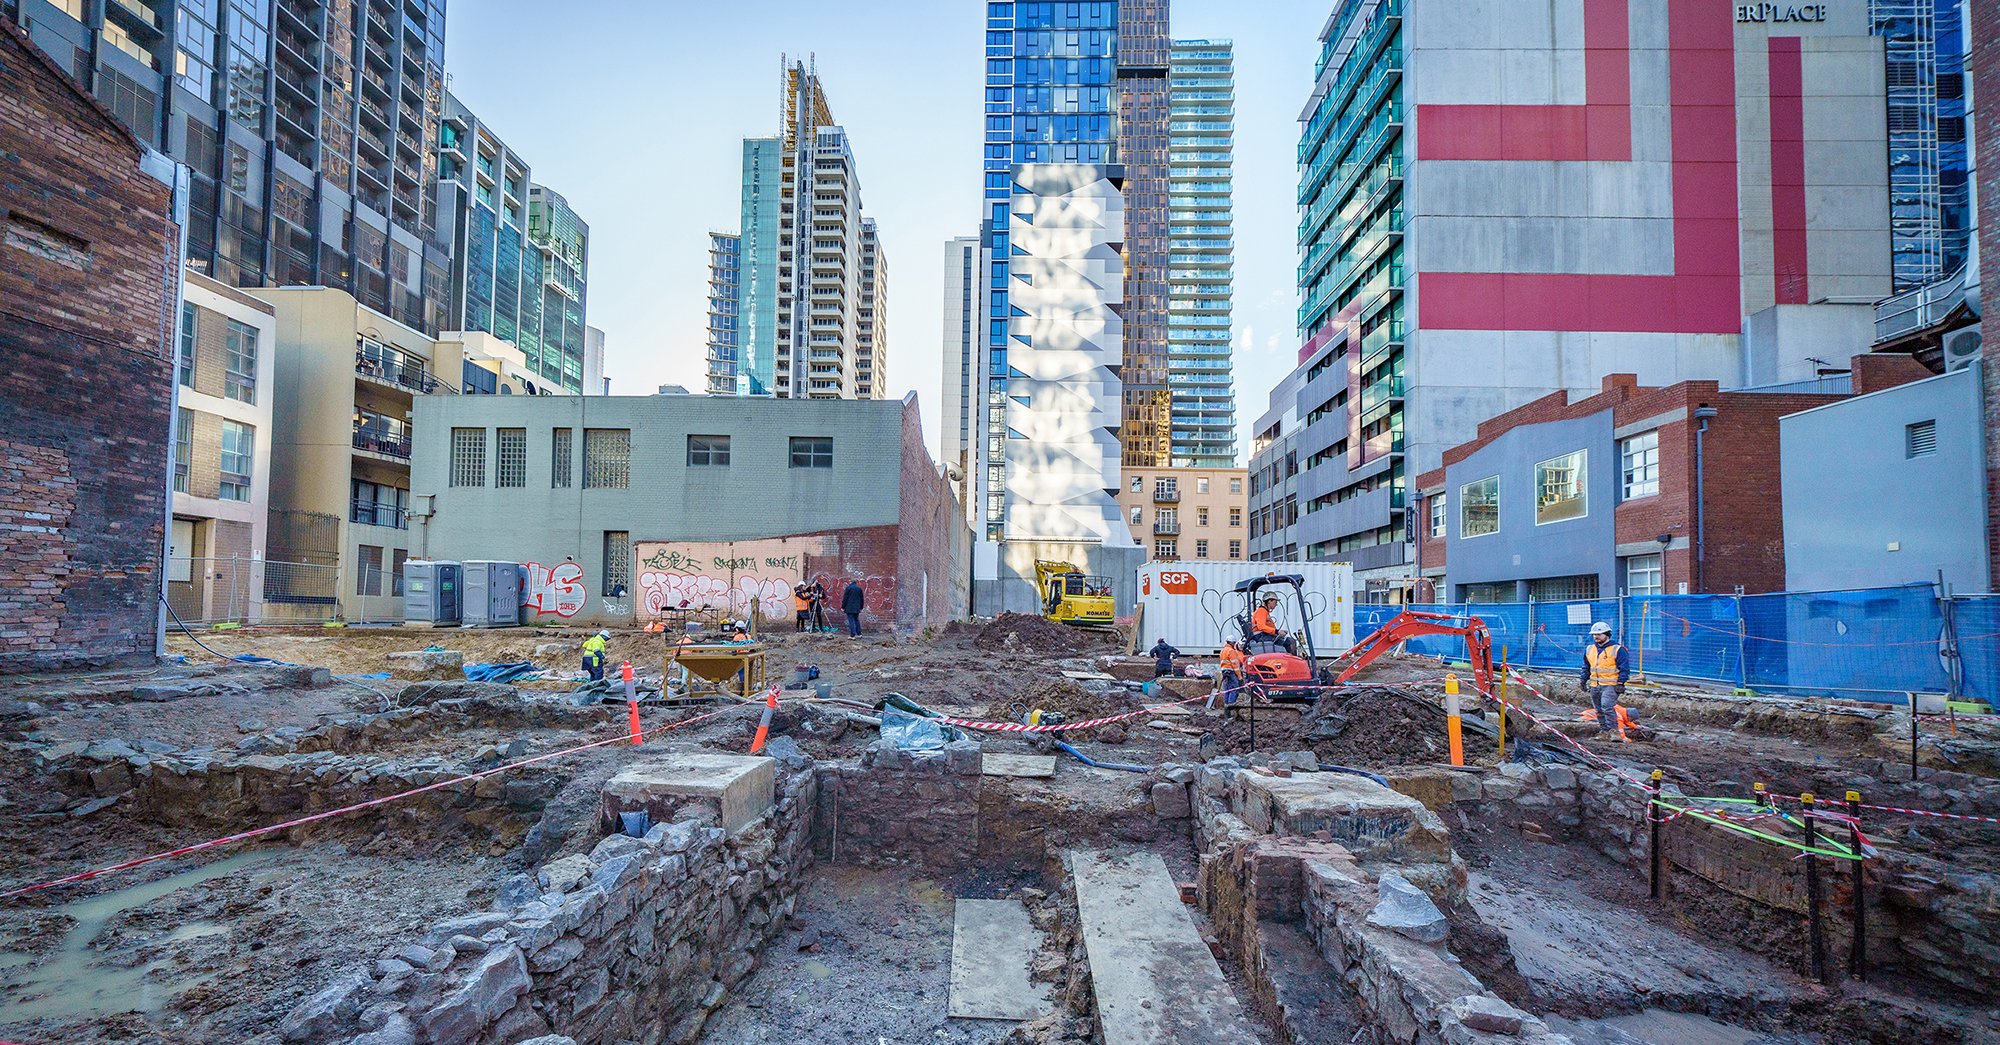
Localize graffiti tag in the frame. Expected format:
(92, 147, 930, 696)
(639, 548, 700, 572)
(522, 561, 586, 618)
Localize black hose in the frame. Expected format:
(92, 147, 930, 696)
(1318, 763, 1391, 787)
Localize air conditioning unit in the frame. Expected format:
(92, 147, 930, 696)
(1941, 324, 1982, 372)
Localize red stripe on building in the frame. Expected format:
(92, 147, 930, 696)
(1415, 0, 1632, 161)
(1418, 0, 1742, 335)
(1768, 36, 1809, 304)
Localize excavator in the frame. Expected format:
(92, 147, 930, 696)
(1035, 559, 1115, 630)
(1334, 608, 1497, 696)
(1231, 576, 1498, 702)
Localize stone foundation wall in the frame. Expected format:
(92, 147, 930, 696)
(279, 767, 818, 1045)
(814, 739, 982, 867)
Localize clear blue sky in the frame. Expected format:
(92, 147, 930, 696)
(444, 1, 1327, 461)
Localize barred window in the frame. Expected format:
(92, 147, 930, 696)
(686, 434, 730, 467)
(584, 429, 631, 488)
(551, 428, 573, 488)
(224, 319, 258, 404)
(602, 531, 631, 597)
(496, 428, 526, 487)
(450, 428, 486, 487)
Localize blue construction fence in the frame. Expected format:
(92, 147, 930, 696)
(1352, 584, 2000, 705)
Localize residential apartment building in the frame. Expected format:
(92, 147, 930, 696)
(169, 273, 277, 624)
(408, 394, 969, 629)
(436, 92, 591, 392)
(1167, 38, 1236, 467)
(1116, 467, 1247, 563)
(0, 17, 180, 671)
(1414, 358, 1930, 603)
(6, 0, 453, 332)
(583, 325, 607, 395)
(1272, 0, 1893, 597)
(940, 234, 981, 514)
(251, 286, 462, 622)
(1246, 366, 1307, 563)
(705, 61, 886, 400)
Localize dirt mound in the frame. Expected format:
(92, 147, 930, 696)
(1211, 685, 1452, 766)
(985, 677, 1127, 725)
(973, 613, 1114, 656)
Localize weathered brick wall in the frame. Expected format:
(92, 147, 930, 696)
(1973, 0, 2000, 589)
(893, 397, 971, 628)
(0, 22, 178, 671)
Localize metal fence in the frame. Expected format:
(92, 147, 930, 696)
(1354, 583, 1999, 704)
(166, 557, 342, 626)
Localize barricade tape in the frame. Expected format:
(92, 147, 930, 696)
(1, 701, 759, 901)
(931, 692, 1213, 733)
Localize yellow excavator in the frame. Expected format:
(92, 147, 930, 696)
(1035, 559, 1115, 629)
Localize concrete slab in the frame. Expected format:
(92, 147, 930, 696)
(599, 753, 775, 836)
(947, 899, 1052, 1021)
(981, 754, 1057, 779)
(1070, 849, 1261, 1045)
(1235, 770, 1452, 862)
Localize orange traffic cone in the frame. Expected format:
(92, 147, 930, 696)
(749, 685, 778, 754)
(623, 661, 643, 745)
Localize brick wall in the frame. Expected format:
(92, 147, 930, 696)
(0, 22, 178, 671)
(893, 397, 970, 627)
(1973, 0, 2000, 589)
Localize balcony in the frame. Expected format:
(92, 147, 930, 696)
(1153, 519, 1182, 536)
(355, 340, 438, 393)
(352, 424, 411, 459)
(1152, 486, 1180, 503)
(1359, 374, 1405, 416)
(350, 498, 407, 529)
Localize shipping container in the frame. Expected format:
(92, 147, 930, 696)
(1135, 561, 1354, 656)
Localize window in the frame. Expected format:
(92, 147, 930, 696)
(450, 428, 486, 487)
(1228, 539, 1242, 559)
(1625, 553, 1664, 596)
(603, 531, 631, 597)
(1620, 432, 1659, 499)
(223, 319, 257, 404)
(350, 480, 407, 529)
(686, 434, 730, 467)
(1198, 507, 1209, 526)
(391, 549, 409, 596)
(356, 544, 383, 596)
(1129, 505, 1142, 525)
(1906, 419, 1937, 457)
(1154, 539, 1178, 560)
(1130, 475, 1143, 493)
(789, 436, 833, 468)
(1229, 507, 1243, 527)
(585, 429, 632, 487)
(218, 420, 253, 501)
(1460, 476, 1499, 538)
(1198, 477, 1210, 494)
(495, 428, 526, 487)
(173, 407, 191, 493)
(178, 304, 196, 387)
(1195, 539, 1209, 558)
(1230, 477, 1242, 494)
(551, 428, 572, 488)
(1155, 477, 1177, 498)
(1428, 493, 1447, 538)
(1535, 451, 1587, 524)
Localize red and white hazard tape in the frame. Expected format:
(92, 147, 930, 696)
(931, 692, 1214, 733)
(1, 701, 758, 901)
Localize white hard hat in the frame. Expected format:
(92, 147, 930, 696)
(1590, 621, 1612, 635)
(597, 630, 611, 640)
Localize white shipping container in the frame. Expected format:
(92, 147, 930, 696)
(1135, 561, 1354, 656)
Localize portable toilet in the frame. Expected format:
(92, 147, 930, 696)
(402, 560, 462, 625)
(462, 561, 523, 627)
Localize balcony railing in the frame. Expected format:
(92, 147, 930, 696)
(352, 423, 411, 459)
(355, 340, 439, 393)
(350, 498, 407, 529)
(1152, 487, 1180, 503)
(1153, 519, 1182, 536)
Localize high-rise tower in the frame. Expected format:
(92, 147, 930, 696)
(1168, 38, 1237, 467)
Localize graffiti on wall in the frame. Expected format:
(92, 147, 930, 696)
(634, 537, 839, 622)
(521, 561, 587, 618)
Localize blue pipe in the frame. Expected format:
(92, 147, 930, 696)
(1054, 740, 1153, 773)
(1318, 763, 1391, 787)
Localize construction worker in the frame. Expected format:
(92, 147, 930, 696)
(581, 629, 610, 682)
(1217, 639, 1245, 707)
(793, 585, 812, 633)
(731, 620, 751, 643)
(1251, 595, 1296, 654)
(1149, 637, 1182, 678)
(1580, 621, 1630, 736)
(841, 580, 865, 636)
(808, 577, 830, 632)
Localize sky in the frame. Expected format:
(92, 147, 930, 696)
(444, 1, 1328, 462)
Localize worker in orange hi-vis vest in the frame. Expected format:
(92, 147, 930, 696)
(1579, 622, 1632, 739)
(1217, 640, 1246, 709)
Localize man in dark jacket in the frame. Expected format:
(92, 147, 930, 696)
(841, 580, 865, 636)
(1149, 638, 1181, 678)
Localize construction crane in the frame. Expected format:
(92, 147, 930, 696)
(1034, 559, 1114, 629)
(1335, 609, 1497, 696)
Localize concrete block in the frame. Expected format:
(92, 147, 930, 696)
(601, 754, 776, 837)
(1235, 769, 1453, 863)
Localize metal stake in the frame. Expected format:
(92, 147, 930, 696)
(1648, 769, 1664, 899)
(1847, 790, 1866, 980)
(1802, 792, 1827, 983)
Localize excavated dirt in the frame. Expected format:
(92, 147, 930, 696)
(971, 614, 1121, 657)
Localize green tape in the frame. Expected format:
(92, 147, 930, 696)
(1652, 798, 1863, 861)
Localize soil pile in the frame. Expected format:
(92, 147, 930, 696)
(973, 613, 1114, 656)
(985, 677, 1128, 726)
(1212, 685, 1451, 766)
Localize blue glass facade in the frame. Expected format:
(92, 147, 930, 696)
(1871, 0, 1973, 289)
(705, 233, 742, 395)
(1168, 39, 1236, 467)
(735, 137, 783, 396)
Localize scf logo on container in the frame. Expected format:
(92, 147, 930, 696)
(1155, 571, 1197, 596)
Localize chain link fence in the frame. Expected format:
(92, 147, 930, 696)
(166, 557, 342, 626)
(1355, 583, 1999, 704)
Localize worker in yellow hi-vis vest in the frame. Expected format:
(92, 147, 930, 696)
(1579, 622, 1630, 736)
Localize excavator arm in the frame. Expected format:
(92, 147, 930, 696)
(1335, 610, 1495, 696)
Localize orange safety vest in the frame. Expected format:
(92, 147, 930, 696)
(794, 592, 810, 612)
(1252, 606, 1279, 635)
(1219, 644, 1245, 670)
(1585, 642, 1624, 686)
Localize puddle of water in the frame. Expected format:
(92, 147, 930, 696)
(0, 851, 273, 1024)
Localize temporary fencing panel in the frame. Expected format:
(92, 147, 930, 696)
(1352, 585, 1999, 705)
(166, 557, 341, 626)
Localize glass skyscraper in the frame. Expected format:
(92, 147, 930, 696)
(527, 185, 588, 392)
(705, 233, 742, 394)
(1871, 0, 1973, 289)
(1168, 38, 1236, 467)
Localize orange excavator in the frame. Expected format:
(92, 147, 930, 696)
(1334, 609, 1497, 696)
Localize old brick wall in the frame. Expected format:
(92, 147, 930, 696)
(1698, 390, 1847, 594)
(0, 22, 178, 671)
(892, 396, 971, 628)
(1973, 0, 2000, 589)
